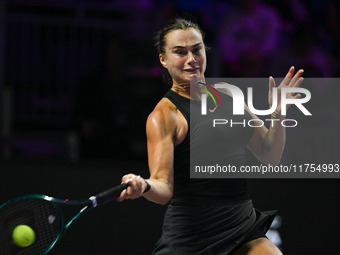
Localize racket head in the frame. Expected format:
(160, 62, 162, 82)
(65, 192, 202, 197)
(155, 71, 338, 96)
(0, 195, 65, 255)
(0, 183, 126, 255)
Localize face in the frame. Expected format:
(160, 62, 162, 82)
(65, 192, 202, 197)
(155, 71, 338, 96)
(159, 28, 207, 86)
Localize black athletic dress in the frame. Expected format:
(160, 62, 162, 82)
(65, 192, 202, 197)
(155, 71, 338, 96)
(152, 90, 276, 255)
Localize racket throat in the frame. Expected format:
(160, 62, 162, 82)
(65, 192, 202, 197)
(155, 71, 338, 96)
(89, 196, 98, 207)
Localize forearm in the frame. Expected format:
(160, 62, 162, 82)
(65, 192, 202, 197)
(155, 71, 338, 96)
(142, 178, 173, 205)
(260, 66, 304, 165)
(262, 115, 286, 165)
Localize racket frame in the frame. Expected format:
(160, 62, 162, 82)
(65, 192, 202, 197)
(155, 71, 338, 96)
(0, 183, 127, 255)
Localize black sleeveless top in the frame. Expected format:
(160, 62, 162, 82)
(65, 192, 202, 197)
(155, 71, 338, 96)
(164, 90, 255, 206)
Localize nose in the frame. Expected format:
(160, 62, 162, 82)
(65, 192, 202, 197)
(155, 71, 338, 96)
(187, 51, 196, 64)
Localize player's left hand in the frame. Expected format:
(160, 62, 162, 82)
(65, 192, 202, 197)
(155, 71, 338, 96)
(268, 66, 304, 114)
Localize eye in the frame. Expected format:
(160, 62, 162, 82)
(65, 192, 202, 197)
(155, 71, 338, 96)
(175, 50, 185, 55)
(193, 47, 202, 53)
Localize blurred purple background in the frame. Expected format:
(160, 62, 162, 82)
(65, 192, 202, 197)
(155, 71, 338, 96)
(0, 0, 339, 160)
(0, 0, 339, 254)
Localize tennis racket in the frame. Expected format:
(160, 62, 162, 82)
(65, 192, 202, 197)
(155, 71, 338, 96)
(0, 183, 128, 255)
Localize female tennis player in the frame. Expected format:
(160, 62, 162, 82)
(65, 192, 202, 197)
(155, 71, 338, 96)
(118, 18, 303, 254)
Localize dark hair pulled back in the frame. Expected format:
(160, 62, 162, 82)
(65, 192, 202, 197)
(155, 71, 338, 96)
(154, 17, 206, 54)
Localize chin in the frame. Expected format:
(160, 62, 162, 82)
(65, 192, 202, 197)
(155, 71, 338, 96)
(187, 72, 201, 78)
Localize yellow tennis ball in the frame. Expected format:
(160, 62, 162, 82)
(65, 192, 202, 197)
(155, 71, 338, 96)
(12, 225, 36, 247)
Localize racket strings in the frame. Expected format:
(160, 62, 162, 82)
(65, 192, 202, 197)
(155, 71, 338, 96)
(0, 198, 62, 255)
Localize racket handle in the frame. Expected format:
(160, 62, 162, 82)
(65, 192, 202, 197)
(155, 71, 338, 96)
(90, 183, 128, 207)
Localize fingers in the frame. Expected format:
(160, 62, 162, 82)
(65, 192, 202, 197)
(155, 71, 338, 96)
(117, 188, 127, 202)
(281, 67, 304, 87)
(269, 76, 275, 89)
(268, 76, 276, 106)
(117, 174, 145, 202)
(121, 173, 136, 184)
(289, 68, 304, 87)
(293, 68, 304, 79)
(293, 93, 301, 99)
(281, 66, 295, 86)
(291, 76, 304, 88)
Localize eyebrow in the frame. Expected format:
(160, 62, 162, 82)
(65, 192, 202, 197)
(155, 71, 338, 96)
(172, 42, 202, 49)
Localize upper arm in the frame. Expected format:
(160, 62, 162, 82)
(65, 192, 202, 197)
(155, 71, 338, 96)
(146, 106, 177, 191)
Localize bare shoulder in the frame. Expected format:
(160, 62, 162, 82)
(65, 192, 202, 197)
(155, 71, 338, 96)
(213, 82, 233, 97)
(146, 98, 178, 136)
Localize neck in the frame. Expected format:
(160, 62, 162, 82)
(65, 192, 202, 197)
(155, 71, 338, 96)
(171, 81, 204, 100)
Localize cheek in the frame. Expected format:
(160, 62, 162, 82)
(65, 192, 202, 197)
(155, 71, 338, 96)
(168, 57, 185, 71)
(200, 56, 207, 71)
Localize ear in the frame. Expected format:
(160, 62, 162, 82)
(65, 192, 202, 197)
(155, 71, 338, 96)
(159, 54, 167, 69)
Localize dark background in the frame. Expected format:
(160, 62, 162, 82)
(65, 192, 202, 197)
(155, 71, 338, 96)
(0, 0, 339, 254)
